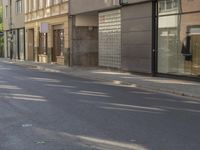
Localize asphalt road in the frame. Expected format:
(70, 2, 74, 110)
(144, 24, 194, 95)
(0, 61, 200, 150)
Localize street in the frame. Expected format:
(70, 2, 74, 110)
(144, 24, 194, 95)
(0, 61, 200, 150)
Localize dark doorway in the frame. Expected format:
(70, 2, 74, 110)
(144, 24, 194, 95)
(53, 29, 64, 62)
(39, 33, 47, 55)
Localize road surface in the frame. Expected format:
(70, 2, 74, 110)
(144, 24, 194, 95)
(0, 61, 200, 150)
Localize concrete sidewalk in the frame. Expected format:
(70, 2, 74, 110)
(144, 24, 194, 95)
(1, 58, 200, 99)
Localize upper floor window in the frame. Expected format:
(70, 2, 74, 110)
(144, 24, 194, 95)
(16, 0, 23, 14)
(158, 0, 179, 13)
(46, 0, 53, 7)
(54, 0, 61, 5)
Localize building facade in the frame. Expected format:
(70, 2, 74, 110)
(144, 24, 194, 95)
(70, 0, 153, 72)
(25, 0, 69, 65)
(70, 0, 200, 78)
(69, 0, 119, 66)
(3, 0, 25, 60)
(2, 0, 200, 79)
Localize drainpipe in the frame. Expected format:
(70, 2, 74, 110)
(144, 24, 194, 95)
(151, 0, 157, 76)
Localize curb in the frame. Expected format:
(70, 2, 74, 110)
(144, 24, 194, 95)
(1, 59, 199, 100)
(35, 65, 200, 99)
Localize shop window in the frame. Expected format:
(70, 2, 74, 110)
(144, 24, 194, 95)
(158, 12, 200, 76)
(19, 29, 25, 60)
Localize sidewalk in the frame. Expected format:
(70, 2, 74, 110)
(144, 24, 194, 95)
(1, 58, 200, 99)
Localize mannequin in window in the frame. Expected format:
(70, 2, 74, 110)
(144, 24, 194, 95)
(181, 36, 192, 61)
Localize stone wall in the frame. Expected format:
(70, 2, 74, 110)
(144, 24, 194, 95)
(72, 26, 98, 66)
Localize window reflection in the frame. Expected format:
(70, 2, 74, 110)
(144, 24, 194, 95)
(158, 0, 200, 76)
(158, 0, 179, 14)
(158, 0, 200, 15)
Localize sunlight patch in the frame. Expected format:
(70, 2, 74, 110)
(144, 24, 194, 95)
(69, 90, 110, 98)
(77, 135, 148, 150)
(29, 77, 61, 83)
(0, 85, 21, 90)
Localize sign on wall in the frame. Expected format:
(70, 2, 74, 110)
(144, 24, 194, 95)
(40, 23, 49, 33)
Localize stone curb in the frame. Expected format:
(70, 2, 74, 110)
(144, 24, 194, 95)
(1, 59, 199, 100)
(35, 64, 200, 99)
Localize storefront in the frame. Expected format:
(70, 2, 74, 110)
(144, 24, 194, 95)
(157, 0, 200, 77)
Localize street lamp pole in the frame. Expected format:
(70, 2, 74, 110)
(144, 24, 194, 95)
(9, 0, 13, 60)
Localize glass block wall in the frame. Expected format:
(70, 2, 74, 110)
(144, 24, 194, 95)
(99, 9, 121, 68)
